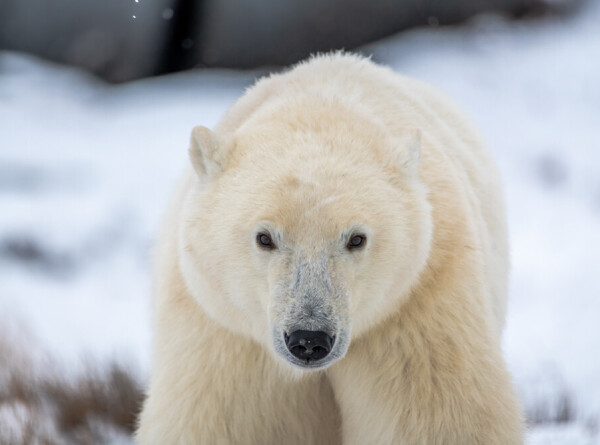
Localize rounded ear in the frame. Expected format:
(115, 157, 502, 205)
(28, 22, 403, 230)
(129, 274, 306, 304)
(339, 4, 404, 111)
(392, 128, 421, 176)
(189, 126, 226, 178)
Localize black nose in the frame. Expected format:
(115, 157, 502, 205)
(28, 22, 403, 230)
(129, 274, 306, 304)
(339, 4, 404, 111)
(284, 330, 334, 362)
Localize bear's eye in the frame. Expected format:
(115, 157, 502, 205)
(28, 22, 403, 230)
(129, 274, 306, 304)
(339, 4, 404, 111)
(256, 232, 276, 250)
(347, 234, 366, 250)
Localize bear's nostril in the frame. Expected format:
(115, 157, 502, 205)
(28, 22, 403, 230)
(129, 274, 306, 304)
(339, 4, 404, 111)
(290, 345, 307, 355)
(312, 346, 326, 355)
(284, 330, 334, 362)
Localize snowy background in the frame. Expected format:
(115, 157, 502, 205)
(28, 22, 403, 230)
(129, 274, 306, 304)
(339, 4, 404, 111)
(1, 1, 599, 443)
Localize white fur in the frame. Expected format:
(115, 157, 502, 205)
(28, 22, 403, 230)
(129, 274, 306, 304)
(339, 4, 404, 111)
(137, 53, 523, 444)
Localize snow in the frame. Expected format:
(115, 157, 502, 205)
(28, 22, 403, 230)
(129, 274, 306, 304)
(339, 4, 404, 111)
(1, 2, 599, 442)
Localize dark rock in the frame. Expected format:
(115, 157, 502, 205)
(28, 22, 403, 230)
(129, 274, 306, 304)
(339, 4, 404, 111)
(0, 0, 570, 81)
(0, 0, 177, 82)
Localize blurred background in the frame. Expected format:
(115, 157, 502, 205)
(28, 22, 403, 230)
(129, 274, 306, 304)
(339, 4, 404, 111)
(1, 0, 599, 443)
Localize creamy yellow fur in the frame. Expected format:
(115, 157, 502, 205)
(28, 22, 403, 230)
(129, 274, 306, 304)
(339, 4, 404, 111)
(137, 53, 523, 444)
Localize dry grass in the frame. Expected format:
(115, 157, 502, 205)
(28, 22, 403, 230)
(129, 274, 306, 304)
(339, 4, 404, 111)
(0, 326, 144, 445)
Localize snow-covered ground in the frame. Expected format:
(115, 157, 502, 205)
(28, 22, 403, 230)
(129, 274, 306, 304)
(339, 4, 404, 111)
(1, 2, 599, 443)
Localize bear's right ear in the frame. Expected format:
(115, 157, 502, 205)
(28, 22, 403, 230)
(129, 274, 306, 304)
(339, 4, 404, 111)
(189, 126, 225, 178)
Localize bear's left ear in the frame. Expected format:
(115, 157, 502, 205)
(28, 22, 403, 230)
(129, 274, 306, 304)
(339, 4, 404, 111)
(189, 126, 226, 178)
(392, 128, 421, 176)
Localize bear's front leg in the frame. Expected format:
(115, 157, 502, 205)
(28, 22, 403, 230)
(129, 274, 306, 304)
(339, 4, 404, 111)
(327, 301, 523, 445)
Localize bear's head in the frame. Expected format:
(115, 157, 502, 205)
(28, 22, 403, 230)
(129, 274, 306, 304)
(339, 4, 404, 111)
(179, 99, 432, 371)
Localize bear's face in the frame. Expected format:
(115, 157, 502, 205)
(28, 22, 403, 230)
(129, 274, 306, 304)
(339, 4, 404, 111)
(180, 117, 432, 371)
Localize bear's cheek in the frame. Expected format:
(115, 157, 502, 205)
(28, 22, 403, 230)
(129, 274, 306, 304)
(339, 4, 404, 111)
(345, 237, 420, 336)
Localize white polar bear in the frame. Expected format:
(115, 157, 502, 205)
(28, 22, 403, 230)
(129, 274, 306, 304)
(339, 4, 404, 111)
(137, 53, 523, 445)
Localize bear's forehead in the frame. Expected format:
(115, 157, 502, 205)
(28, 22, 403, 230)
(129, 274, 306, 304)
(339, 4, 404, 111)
(248, 173, 380, 238)
(220, 145, 401, 240)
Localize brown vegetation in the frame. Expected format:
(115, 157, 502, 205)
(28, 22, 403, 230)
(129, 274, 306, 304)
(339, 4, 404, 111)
(0, 327, 144, 445)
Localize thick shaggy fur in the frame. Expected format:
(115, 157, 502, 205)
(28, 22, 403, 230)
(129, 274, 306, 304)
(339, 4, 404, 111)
(137, 53, 523, 444)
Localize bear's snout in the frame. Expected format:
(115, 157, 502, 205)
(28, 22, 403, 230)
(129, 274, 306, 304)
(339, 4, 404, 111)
(269, 254, 351, 369)
(284, 330, 334, 363)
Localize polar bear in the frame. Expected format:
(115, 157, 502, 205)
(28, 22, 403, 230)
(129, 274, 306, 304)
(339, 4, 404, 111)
(137, 53, 523, 444)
